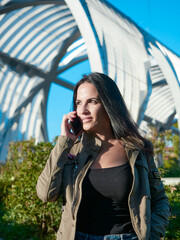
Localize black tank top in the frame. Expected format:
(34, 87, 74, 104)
(76, 162, 134, 235)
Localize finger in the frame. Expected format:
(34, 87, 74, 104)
(69, 112, 78, 121)
(63, 112, 77, 122)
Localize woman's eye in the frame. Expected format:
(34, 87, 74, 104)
(89, 99, 97, 104)
(76, 101, 81, 105)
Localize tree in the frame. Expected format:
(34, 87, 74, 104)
(0, 138, 61, 240)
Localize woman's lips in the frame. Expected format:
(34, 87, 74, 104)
(81, 117, 92, 123)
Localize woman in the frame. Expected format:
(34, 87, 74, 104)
(36, 72, 171, 240)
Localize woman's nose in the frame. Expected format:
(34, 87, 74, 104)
(78, 104, 89, 114)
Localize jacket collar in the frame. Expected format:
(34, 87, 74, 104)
(125, 147, 141, 166)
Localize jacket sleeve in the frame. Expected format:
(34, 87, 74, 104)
(36, 135, 74, 202)
(146, 152, 171, 240)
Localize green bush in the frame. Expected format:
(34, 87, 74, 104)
(0, 138, 61, 240)
(163, 158, 180, 177)
(164, 184, 180, 239)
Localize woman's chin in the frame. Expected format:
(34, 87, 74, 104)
(83, 127, 91, 132)
(82, 123, 92, 131)
(82, 123, 97, 134)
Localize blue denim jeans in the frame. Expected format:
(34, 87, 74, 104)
(75, 231, 138, 240)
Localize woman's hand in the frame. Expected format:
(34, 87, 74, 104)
(61, 111, 83, 141)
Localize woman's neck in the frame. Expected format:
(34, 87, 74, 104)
(94, 132, 119, 147)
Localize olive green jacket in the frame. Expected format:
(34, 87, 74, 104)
(36, 133, 171, 240)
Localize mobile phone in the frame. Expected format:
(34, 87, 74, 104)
(70, 116, 82, 135)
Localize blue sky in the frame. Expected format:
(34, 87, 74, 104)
(107, 0, 180, 56)
(47, 0, 180, 141)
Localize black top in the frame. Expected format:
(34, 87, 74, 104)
(76, 162, 134, 235)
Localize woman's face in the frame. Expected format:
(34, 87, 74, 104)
(76, 82, 111, 135)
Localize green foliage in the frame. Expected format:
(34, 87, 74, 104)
(172, 123, 179, 158)
(147, 126, 180, 176)
(163, 158, 180, 177)
(165, 184, 180, 239)
(148, 127, 173, 155)
(0, 138, 60, 240)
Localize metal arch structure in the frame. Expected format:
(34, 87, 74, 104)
(0, 0, 87, 161)
(66, 0, 180, 131)
(0, 0, 180, 161)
